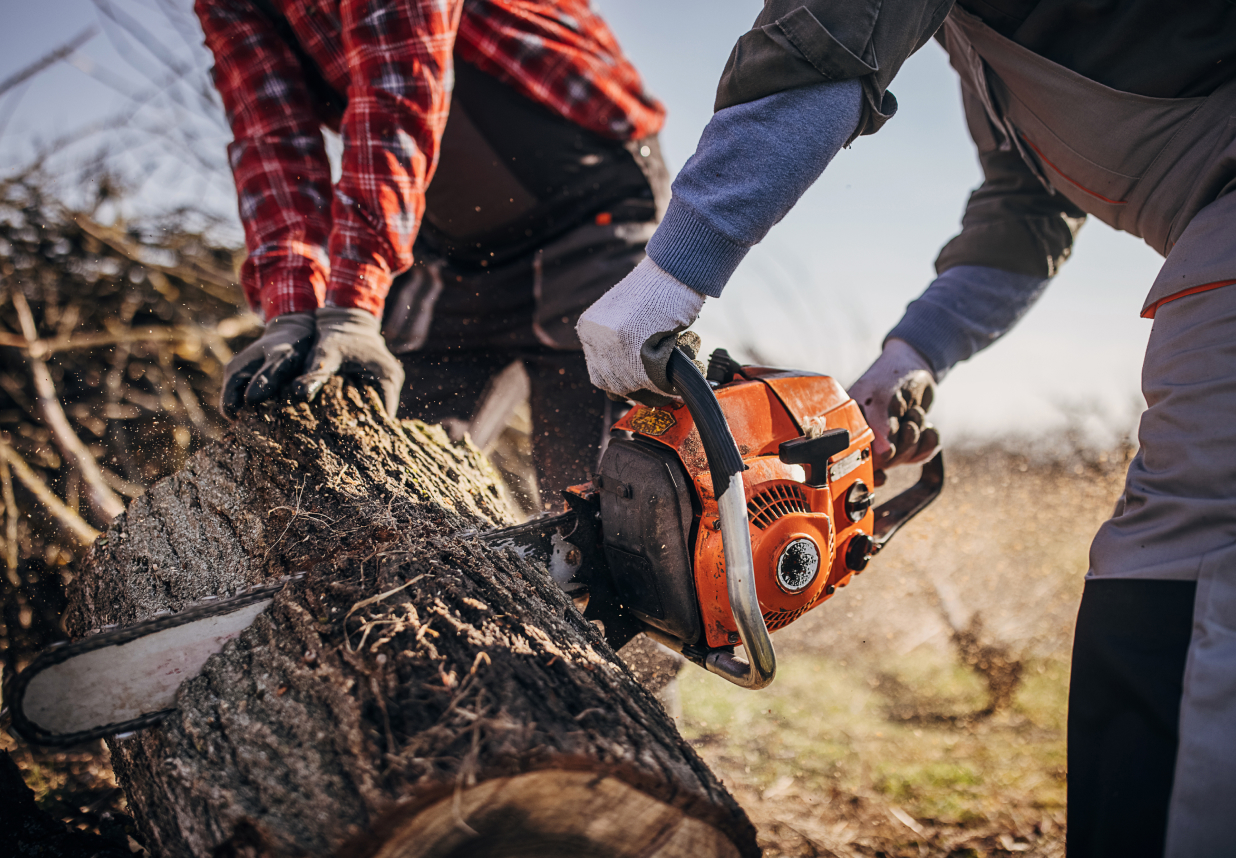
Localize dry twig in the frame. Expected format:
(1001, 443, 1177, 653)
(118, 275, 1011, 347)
(0, 27, 99, 99)
(1, 454, 19, 586)
(10, 291, 126, 522)
(0, 440, 101, 547)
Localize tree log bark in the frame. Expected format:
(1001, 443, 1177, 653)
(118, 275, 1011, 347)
(67, 380, 757, 858)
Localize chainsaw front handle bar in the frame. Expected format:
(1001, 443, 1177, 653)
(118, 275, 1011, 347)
(667, 348, 777, 690)
(872, 452, 945, 551)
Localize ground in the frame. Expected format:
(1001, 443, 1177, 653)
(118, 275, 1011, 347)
(6, 443, 1128, 856)
(679, 443, 1128, 857)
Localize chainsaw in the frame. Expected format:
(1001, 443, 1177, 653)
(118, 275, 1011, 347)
(6, 348, 942, 746)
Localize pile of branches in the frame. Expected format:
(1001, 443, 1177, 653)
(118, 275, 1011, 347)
(0, 171, 255, 677)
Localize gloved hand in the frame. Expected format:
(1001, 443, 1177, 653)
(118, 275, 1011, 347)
(219, 312, 315, 419)
(576, 257, 706, 403)
(848, 338, 940, 484)
(292, 307, 405, 417)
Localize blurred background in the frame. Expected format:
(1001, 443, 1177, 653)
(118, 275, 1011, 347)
(1, 2, 1149, 855)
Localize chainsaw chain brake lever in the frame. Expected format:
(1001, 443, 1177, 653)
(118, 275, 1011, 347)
(663, 348, 776, 690)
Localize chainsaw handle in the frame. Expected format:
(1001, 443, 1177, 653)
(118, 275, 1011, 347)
(667, 349, 776, 690)
(871, 451, 945, 551)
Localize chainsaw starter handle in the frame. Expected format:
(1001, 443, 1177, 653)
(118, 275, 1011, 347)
(667, 348, 776, 690)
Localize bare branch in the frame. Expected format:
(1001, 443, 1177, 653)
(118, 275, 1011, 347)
(0, 27, 99, 99)
(0, 440, 101, 547)
(89, 0, 191, 80)
(0, 453, 19, 586)
(72, 214, 242, 299)
(0, 80, 33, 142)
(0, 316, 257, 359)
(11, 291, 127, 522)
(165, 362, 214, 436)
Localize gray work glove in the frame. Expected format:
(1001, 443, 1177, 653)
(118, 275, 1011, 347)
(576, 257, 706, 405)
(219, 312, 316, 419)
(292, 307, 405, 417)
(848, 338, 940, 486)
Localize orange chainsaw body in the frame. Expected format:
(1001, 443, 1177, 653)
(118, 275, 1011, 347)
(609, 369, 876, 649)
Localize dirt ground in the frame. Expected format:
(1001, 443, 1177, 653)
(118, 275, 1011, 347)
(679, 443, 1131, 857)
(4, 442, 1129, 856)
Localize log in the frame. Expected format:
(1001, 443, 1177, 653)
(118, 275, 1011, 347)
(66, 379, 757, 858)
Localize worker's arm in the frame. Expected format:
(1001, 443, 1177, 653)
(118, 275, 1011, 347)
(324, 0, 461, 316)
(195, 0, 334, 321)
(196, 0, 332, 415)
(579, 0, 959, 400)
(196, 0, 419, 417)
(286, 0, 468, 416)
(578, 77, 864, 399)
(851, 98, 1088, 472)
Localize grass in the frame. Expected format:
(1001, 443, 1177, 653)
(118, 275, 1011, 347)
(674, 443, 1125, 857)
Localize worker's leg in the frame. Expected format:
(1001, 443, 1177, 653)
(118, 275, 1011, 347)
(1067, 580, 1195, 858)
(523, 348, 614, 506)
(396, 349, 507, 426)
(1075, 283, 1236, 857)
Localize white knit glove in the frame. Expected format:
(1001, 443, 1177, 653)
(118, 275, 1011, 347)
(848, 338, 940, 484)
(576, 258, 706, 400)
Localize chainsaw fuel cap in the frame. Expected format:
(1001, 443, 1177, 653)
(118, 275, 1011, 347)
(775, 537, 821, 594)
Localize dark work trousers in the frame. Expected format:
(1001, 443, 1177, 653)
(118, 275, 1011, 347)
(397, 345, 611, 505)
(384, 219, 652, 506)
(1067, 579, 1196, 858)
(383, 59, 666, 509)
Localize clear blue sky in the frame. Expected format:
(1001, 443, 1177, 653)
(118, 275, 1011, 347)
(3, 0, 1161, 443)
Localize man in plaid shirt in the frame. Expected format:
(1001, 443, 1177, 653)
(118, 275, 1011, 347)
(198, 0, 666, 505)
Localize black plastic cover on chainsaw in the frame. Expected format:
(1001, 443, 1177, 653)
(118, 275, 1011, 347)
(596, 438, 701, 645)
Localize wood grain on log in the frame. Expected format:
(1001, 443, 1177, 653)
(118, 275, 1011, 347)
(68, 380, 757, 857)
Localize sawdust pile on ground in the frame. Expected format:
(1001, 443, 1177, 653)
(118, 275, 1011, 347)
(681, 443, 1131, 857)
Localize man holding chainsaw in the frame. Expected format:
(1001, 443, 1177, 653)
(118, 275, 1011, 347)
(578, 2, 1236, 856)
(195, 0, 667, 504)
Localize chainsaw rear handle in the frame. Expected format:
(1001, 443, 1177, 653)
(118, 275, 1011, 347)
(666, 348, 776, 690)
(871, 452, 945, 551)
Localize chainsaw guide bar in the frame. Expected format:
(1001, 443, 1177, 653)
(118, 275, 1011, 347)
(7, 576, 303, 746)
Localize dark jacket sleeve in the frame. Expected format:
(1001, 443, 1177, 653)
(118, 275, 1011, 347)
(714, 0, 956, 138)
(934, 82, 1086, 277)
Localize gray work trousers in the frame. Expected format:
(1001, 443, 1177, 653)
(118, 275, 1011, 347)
(1085, 286, 1236, 857)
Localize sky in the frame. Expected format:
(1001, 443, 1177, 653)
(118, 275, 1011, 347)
(2, 0, 1163, 444)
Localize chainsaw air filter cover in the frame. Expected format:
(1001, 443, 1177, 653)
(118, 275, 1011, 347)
(611, 369, 877, 649)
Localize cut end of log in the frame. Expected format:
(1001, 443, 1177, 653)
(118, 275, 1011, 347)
(361, 770, 743, 858)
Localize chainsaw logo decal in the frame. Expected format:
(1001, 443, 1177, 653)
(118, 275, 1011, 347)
(629, 408, 676, 436)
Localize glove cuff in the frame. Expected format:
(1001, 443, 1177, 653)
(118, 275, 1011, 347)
(646, 196, 749, 299)
(880, 337, 937, 382)
(265, 312, 316, 337)
(315, 306, 381, 332)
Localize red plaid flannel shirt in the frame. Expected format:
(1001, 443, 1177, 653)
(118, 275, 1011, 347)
(196, 0, 665, 320)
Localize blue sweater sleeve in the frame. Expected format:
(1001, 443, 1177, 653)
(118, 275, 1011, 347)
(646, 79, 864, 298)
(887, 265, 1051, 379)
